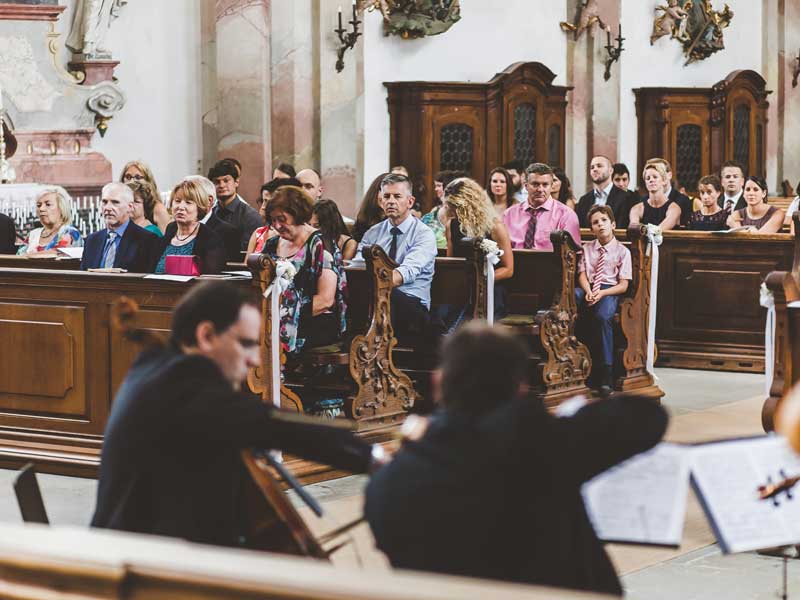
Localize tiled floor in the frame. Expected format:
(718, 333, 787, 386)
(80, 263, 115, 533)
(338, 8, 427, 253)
(0, 367, 793, 598)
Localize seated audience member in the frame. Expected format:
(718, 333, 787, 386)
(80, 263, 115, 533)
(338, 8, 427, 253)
(688, 175, 728, 231)
(503, 162, 581, 250)
(154, 179, 225, 274)
(297, 168, 323, 202)
(646, 157, 691, 227)
(503, 159, 527, 203)
(487, 167, 514, 218)
(353, 172, 390, 241)
(0, 212, 16, 254)
(576, 205, 632, 394)
(357, 173, 437, 345)
(127, 181, 163, 237)
(366, 321, 668, 596)
(727, 176, 785, 234)
(91, 281, 374, 547)
(182, 175, 241, 263)
(208, 158, 262, 250)
(120, 160, 169, 233)
(17, 187, 82, 256)
(576, 156, 630, 229)
(443, 177, 513, 321)
(629, 163, 681, 230)
(786, 187, 799, 234)
(247, 177, 302, 255)
(311, 198, 358, 261)
(273, 162, 296, 179)
(81, 183, 159, 272)
(720, 160, 747, 212)
(612, 162, 641, 215)
(552, 167, 577, 210)
(261, 186, 347, 354)
(420, 170, 449, 250)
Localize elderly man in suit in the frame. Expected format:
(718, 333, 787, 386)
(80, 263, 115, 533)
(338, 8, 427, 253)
(575, 156, 630, 229)
(80, 182, 159, 272)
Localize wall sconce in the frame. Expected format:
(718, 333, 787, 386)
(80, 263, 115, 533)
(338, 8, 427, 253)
(335, 1, 362, 73)
(603, 24, 625, 82)
(793, 48, 800, 89)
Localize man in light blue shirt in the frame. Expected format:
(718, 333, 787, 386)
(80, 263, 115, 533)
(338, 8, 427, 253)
(357, 173, 437, 344)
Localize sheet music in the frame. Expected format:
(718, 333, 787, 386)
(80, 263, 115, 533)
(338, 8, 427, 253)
(582, 443, 690, 547)
(691, 435, 800, 554)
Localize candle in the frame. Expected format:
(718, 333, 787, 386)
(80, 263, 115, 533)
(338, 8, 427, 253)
(338, 5, 342, 29)
(618, 23, 622, 39)
(606, 27, 611, 47)
(352, 0, 357, 21)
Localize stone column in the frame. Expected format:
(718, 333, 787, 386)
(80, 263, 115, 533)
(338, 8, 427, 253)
(762, 0, 783, 191)
(590, 0, 622, 162)
(204, 0, 271, 205)
(564, 0, 591, 194)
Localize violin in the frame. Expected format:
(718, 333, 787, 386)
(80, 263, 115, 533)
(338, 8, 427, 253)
(111, 295, 358, 558)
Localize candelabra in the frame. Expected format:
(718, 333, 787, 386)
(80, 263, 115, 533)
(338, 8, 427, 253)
(335, 1, 362, 73)
(0, 114, 16, 184)
(603, 24, 625, 82)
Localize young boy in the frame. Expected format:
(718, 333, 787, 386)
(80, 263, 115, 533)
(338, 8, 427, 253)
(576, 205, 632, 394)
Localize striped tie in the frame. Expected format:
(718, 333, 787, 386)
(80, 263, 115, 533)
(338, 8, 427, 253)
(103, 231, 117, 269)
(592, 247, 605, 296)
(523, 208, 538, 249)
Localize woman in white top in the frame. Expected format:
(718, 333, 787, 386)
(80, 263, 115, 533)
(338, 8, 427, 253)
(17, 187, 83, 256)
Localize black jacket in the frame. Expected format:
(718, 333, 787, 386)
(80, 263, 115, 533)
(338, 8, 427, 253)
(159, 222, 226, 273)
(91, 345, 371, 546)
(669, 188, 693, 227)
(205, 213, 243, 263)
(365, 395, 668, 596)
(80, 221, 160, 272)
(718, 191, 746, 212)
(0, 213, 16, 254)
(576, 185, 630, 229)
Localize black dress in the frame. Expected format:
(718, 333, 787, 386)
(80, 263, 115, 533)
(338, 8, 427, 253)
(641, 199, 674, 226)
(688, 209, 729, 231)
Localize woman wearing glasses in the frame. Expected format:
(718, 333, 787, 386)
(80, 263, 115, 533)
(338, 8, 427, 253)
(119, 160, 170, 233)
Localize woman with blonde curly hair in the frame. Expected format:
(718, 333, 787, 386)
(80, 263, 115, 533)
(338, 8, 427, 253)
(119, 160, 170, 233)
(443, 177, 514, 320)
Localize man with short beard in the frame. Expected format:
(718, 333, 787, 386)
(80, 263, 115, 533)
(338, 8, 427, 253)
(575, 156, 630, 228)
(80, 182, 159, 272)
(208, 159, 262, 251)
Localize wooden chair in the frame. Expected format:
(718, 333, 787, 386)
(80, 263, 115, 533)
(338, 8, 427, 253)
(13, 463, 49, 524)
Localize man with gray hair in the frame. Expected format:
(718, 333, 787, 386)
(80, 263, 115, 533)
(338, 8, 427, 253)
(183, 175, 241, 262)
(80, 182, 160, 272)
(357, 172, 436, 345)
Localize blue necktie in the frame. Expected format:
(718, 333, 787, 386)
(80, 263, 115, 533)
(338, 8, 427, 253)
(103, 231, 117, 268)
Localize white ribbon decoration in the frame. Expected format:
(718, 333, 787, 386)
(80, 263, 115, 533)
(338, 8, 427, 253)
(644, 225, 663, 377)
(759, 283, 800, 398)
(481, 239, 503, 325)
(262, 260, 296, 409)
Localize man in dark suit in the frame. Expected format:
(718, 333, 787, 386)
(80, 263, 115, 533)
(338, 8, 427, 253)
(366, 322, 667, 596)
(0, 212, 17, 254)
(80, 182, 160, 272)
(91, 281, 375, 546)
(720, 160, 747, 212)
(575, 156, 630, 229)
(187, 175, 243, 262)
(612, 162, 642, 218)
(646, 158, 692, 227)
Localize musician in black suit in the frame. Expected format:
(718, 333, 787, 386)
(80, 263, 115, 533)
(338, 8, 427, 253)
(646, 158, 692, 227)
(80, 183, 160, 272)
(91, 281, 375, 546)
(575, 156, 630, 229)
(720, 160, 747, 212)
(0, 213, 16, 254)
(186, 175, 242, 263)
(366, 322, 668, 596)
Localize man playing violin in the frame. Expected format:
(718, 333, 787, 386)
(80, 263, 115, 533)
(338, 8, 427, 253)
(91, 281, 376, 547)
(365, 321, 668, 596)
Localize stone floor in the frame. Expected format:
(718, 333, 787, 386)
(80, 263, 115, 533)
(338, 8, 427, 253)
(1, 368, 797, 598)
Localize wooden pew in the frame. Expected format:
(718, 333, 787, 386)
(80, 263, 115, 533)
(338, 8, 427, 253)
(0, 523, 615, 600)
(0, 254, 80, 269)
(762, 212, 800, 430)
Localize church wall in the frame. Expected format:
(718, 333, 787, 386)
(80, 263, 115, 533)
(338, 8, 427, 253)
(618, 1, 765, 182)
(91, 0, 204, 191)
(362, 1, 568, 190)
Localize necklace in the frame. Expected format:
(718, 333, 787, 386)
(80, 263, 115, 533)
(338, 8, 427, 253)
(175, 223, 199, 242)
(39, 227, 57, 239)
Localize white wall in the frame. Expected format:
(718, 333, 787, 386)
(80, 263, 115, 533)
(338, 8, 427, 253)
(618, 2, 764, 176)
(90, 0, 203, 191)
(362, 1, 568, 187)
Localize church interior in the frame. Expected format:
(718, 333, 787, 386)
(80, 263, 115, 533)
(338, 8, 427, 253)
(2, 0, 800, 598)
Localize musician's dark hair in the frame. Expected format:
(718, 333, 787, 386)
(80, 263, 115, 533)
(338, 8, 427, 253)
(171, 281, 256, 348)
(612, 163, 630, 178)
(208, 159, 240, 181)
(439, 322, 528, 416)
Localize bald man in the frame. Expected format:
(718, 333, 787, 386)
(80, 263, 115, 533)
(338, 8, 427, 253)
(297, 168, 323, 201)
(576, 156, 630, 229)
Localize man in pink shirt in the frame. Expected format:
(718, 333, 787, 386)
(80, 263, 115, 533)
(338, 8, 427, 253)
(576, 204, 632, 395)
(502, 163, 580, 250)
